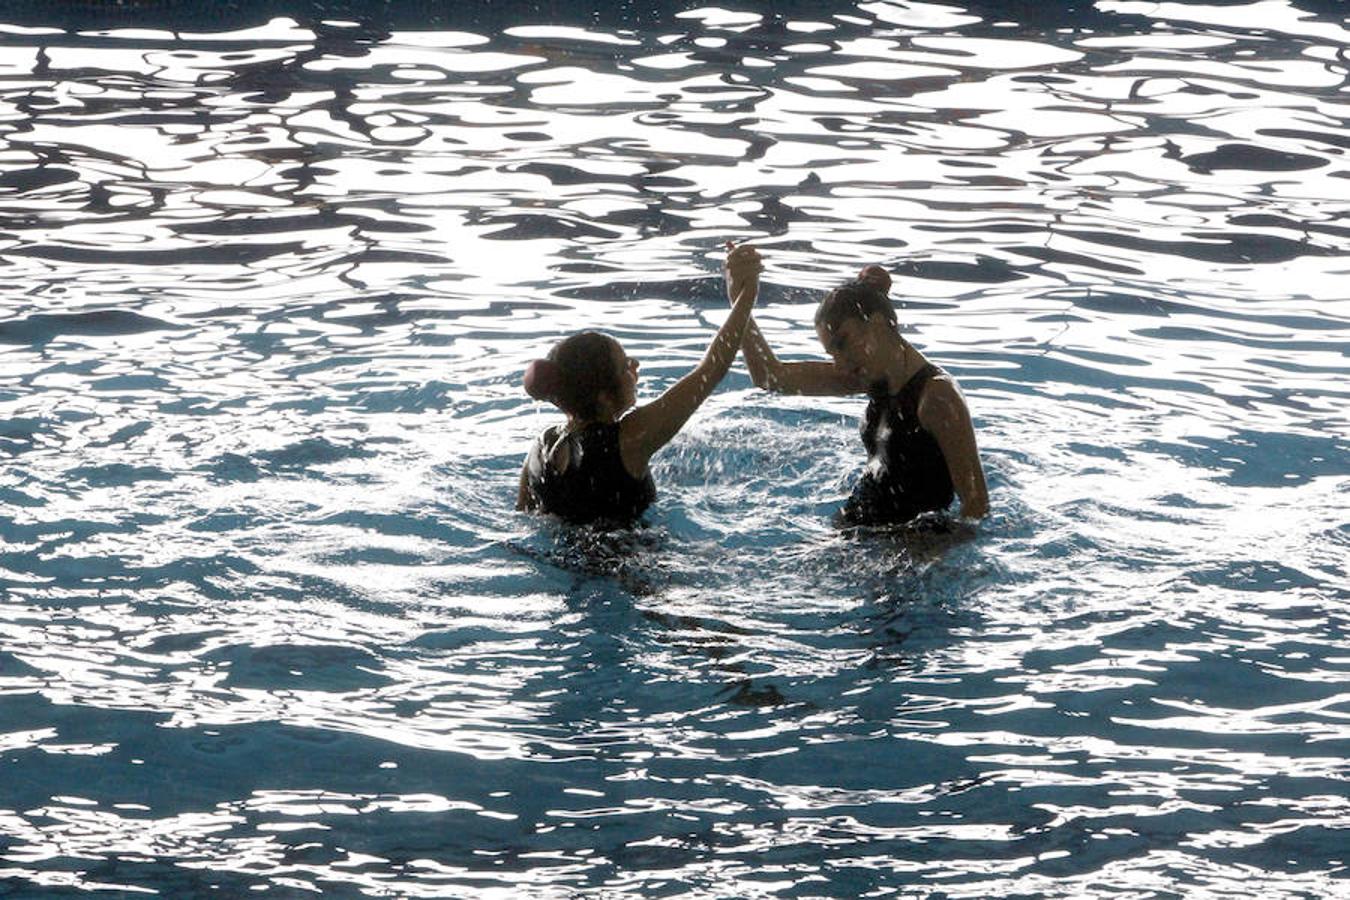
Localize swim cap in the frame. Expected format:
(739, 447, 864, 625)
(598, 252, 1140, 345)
(523, 359, 560, 401)
(858, 265, 892, 293)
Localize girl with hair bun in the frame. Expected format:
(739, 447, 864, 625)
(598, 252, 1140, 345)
(726, 253, 988, 526)
(517, 243, 762, 524)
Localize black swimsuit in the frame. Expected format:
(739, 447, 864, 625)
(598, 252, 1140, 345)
(526, 421, 655, 524)
(841, 363, 955, 526)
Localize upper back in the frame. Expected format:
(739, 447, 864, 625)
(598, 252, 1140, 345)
(526, 422, 656, 524)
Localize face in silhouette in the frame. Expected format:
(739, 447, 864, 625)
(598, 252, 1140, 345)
(607, 340, 640, 415)
(816, 315, 892, 388)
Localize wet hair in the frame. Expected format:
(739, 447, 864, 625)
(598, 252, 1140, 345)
(814, 265, 897, 337)
(523, 330, 624, 420)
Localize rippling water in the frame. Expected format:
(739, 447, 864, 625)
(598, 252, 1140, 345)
(0, 1, 1347, 896)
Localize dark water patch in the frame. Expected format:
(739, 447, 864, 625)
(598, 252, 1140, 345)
(891, 256, 1027, 285)
(94, 421, 153, 448)
(0, 550, 258, 597)
(0, 515, 135, 549)
(998, 352, 1210, 395)
(274, 296, 568, 334)
(1012, 244, 1145, 276)
(196, 452, 263, 484)
(0, 650, 44, 680)
(1054, 346, 1149, 368)
(641, 609, 756, 639)
(279, 354, 373, 378)
(6, 242, 306, 267)
(250, 437, 376, 475)
(0, 166, 81, 193)
(143, 629, 229, 655)
(185, 511, 268, 532)
(318, 546, 427, 566)
(555, 275, 725, 305)
(1061, 228, 1334, 265)
(1154, 492, 1228, 510)
(1140, 430, 1347, 488)
(717, 679, 790, 707)
(172, 211, 434, 237)
(308, 510, 473, 545)
(65, 463, 174, 488)
(206, 642, 392, 691)
(481, 213, 624, 242)
(0, 310, 184, 345)
(515, 161, 637, 188)
(1182, 143, 1328, 175)
(412, 626, 526, 651)
(1067, 441, 1129, 462)
(1257, 127, 1350, 152)
(0, 485, 46, 507)
(1228, 213, 1350, 242)
(88, 373, 173, 392)
(0, 416, 57, 453)
(346, 381, 457, 413)
(335, 247, 447, 266)
(1136, 326, 1350, 355)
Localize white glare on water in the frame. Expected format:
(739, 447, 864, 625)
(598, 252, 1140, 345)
(0, 2, 1345, 897)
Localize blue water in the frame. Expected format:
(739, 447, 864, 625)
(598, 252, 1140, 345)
(0, 1, 1347, 896)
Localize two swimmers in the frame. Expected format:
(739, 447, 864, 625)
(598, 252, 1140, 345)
(519, 244, 988, 526)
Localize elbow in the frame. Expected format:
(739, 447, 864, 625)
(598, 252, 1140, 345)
(748, 364, 780, 392)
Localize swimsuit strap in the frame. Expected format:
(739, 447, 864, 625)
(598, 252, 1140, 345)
(896, 362, 942, 420)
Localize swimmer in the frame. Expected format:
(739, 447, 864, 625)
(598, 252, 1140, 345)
(518, 243, 763, 524)
(725, 250, 988, 525)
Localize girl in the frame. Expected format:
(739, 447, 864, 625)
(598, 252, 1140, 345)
(517, 244, 762, 524)
(726, 253, 988, 525)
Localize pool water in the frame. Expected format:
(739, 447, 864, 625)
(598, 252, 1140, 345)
(0, 1, 1346, 896)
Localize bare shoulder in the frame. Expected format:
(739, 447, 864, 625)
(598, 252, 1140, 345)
(917, 370, 972, 426)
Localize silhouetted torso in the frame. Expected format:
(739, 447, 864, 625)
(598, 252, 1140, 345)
(527, 421, 655, 524)
(842, 363, 954, 525)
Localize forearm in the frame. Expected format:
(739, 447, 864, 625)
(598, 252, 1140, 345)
(699, 276, 758, 384)
(726, 274, 787, 388)
(618, 276, 759, 465)
(728, 303, 857, 396)
(952, 458, 989, 519)
(740, 315, 784, 389)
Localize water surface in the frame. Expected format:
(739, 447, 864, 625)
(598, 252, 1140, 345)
(0, 1, 1346, 896)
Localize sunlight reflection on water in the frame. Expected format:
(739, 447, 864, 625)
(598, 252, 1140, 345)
(0, 0, 1347, 896)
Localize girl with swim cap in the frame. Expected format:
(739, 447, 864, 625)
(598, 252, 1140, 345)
(725, 253, 988, 525)
(518, 243, 763, 524)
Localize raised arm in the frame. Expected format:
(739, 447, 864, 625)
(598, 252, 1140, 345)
(724, 249, 859, 397)
(737, 313, 855, 396)
(917, 377, 989, 519)
(617, 255, 761, 472)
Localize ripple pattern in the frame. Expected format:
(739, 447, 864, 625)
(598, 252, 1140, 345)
(0, 1, 1347, 897)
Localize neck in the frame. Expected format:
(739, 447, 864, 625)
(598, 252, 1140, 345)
(567, 398, 622, 430)
(879, 335, 922, 394)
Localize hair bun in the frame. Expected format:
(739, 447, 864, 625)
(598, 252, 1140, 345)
(523, 359, 560, 401)
(858, 265, 892, 293)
